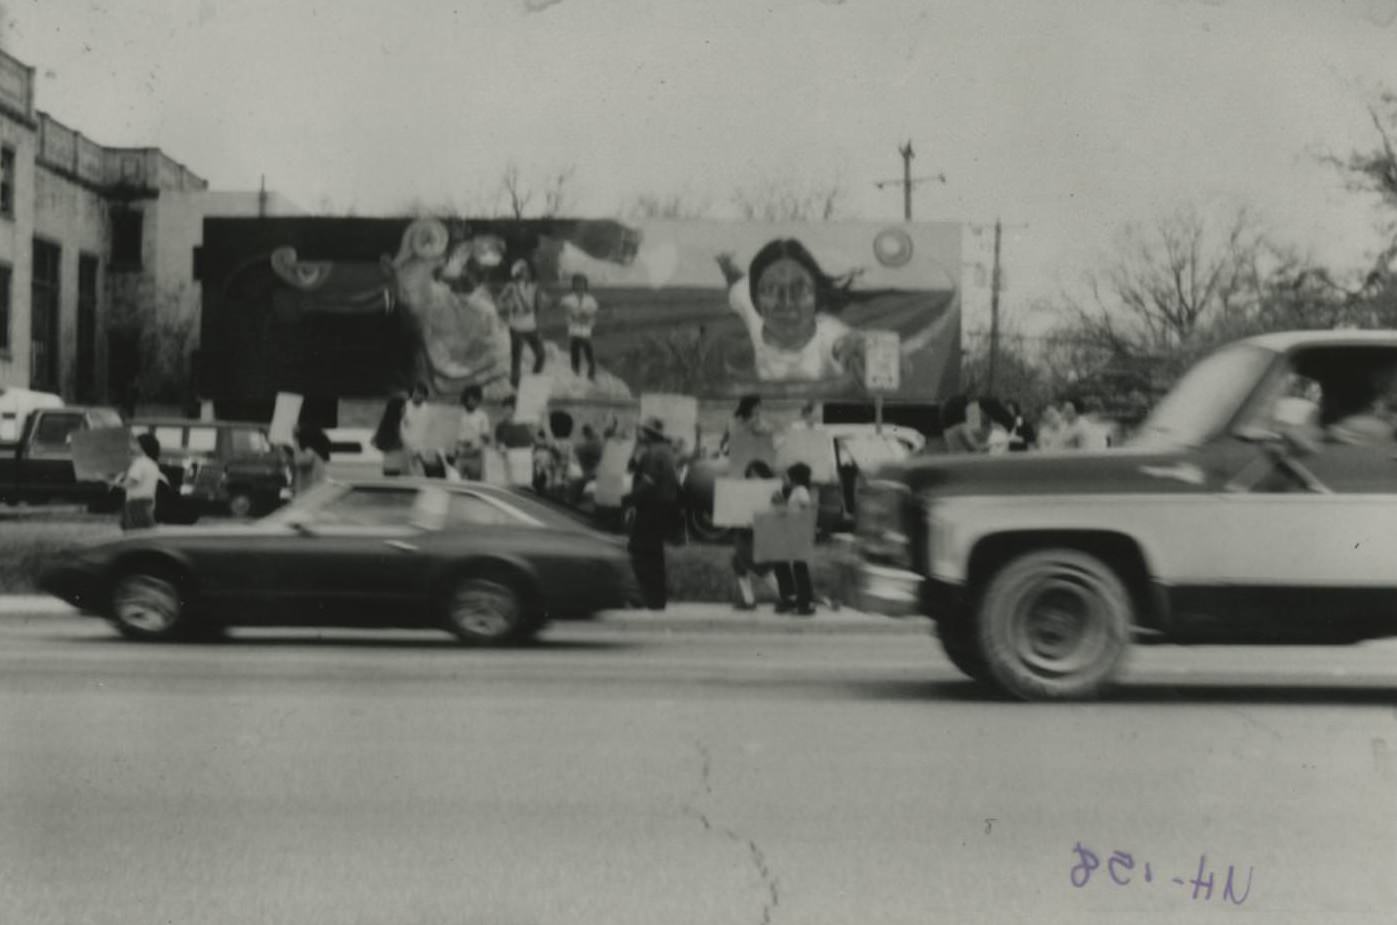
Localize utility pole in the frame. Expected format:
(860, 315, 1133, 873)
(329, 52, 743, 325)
(874, 140, 945, 221)
(988, 218, 1002, 393)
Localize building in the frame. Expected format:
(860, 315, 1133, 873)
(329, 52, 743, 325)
(0, 48, 298, 410)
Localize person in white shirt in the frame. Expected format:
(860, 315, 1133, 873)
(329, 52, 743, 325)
(400, 381, 432, 475)
(454, 385, 492, 480)
(499, 259, 547, 387)
(559, 273, 600, 381)
(116, 432, 166, 531)
(716, 239, 868, 385)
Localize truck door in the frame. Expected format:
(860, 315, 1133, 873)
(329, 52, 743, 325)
(20, 410, 88, 502)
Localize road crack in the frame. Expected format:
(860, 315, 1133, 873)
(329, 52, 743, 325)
(682, 738, 781, 925)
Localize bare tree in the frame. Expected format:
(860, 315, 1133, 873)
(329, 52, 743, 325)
(1329, 91, 1397, 214)
(499, 163, 533, 219)
(495, 163, 577, 218)
(626, 191, 713, 220)
(731, 171, 847, 222)
(541, 166, 576, 217)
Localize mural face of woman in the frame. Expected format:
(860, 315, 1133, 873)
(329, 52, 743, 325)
(755, 257, 818, 350)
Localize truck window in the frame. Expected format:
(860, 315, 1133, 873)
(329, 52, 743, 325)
(87, 409, 122, 428)
(154, 427, 184, 450)
(187, 427, 218, 453)
(231, 428, 271, 454)
(31, 413, 84, 452)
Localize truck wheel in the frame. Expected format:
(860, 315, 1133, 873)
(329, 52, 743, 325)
(227, 490, 254, 519)
(976, 548, 1131, 701)
(936, 614, 989, 682)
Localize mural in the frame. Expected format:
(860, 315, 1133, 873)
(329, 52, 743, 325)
(201, 217, 960, 405)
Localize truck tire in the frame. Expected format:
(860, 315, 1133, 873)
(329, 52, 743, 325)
(975, 548, 1131, 701)
(936, 614, 989, 683)
(227, 489, 255, 519)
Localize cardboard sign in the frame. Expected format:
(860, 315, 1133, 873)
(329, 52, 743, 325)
(728, 427, 777, 479)
(506, 447, 535, 485)
(482, 449, 510, 486)
(71, 427, 131, 483)
(863, 330, 901, 393)
(640, 393, 698, 449)
(753, 506, 817, 563)
(516, 375, 552, 424)
(423, 403, 462, 452)
(593, 438, 635, 507)
(776, 429, 837, 483)
(268, 392, 303, 446)
(713, 478, 783, 528)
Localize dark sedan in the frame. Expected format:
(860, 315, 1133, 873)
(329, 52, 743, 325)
(39, 479, 637, 645)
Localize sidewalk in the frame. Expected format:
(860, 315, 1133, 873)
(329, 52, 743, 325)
(0, 595, 929, 635)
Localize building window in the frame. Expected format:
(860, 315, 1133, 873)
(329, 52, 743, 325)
(0, 263, 11, 352)
(111, 210, 143, 269)
(31, 239, 61, 392)
(76, 253, 99, 401)
(0, 146, 13, 219)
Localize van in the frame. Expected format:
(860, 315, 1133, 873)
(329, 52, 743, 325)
(129, 418, 291, 518)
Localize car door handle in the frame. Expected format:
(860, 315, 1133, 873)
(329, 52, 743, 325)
(385, 540, 419, 553)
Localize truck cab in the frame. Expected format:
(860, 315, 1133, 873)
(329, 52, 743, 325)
(0, 400, 125, 507)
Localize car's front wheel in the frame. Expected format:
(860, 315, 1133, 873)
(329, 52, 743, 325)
(442, 575, 543, 646)
(976, 548, 1131, 701)
(109, 570, 188, 642)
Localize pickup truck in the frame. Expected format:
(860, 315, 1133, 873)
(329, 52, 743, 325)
(0, 403, 126, 508)
(852, 330, 1397, 701)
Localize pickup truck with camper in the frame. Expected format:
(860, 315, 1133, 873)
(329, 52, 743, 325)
(852, 331, 1397, 701)
(0, 390, 125, 508)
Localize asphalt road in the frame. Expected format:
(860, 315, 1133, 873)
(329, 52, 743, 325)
(0, 611, 1394, 925)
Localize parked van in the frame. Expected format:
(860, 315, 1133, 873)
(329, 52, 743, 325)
(129, 418, 291, 519)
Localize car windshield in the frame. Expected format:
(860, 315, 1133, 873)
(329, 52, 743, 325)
(1130, 343, 1277, 450)
(261, 481, 347, 525)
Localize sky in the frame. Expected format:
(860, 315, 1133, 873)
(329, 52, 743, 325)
(4, 0, 1396, 332)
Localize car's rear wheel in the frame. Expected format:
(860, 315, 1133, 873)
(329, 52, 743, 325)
(227, 489, 254, 519)
(976, 548, 1131, 701)
(442, 575, 542, 646)
(936, 613, 989, 683)
(109, 570, 188, 642)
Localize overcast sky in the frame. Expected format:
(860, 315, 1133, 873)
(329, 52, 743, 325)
(6, 0, 1395, 330)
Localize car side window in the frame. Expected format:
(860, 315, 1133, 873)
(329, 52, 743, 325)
(312, 487, 417, 527)
(188, 428, 218, 453)
(31, 413, 84, 451)
(231, 428, 271, 454)
(446, 493, 517, 528)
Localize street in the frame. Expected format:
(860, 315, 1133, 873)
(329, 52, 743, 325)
(0, 610, 1394, 924)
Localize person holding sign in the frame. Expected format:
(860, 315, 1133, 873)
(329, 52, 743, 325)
(769, 462, 816, 616)
(500, 259, 548, 388)
(114, 433, 166, 531)
(454, 385, 492, 481)
(628, 417, 681, 611)
(560, 273, 600, 381)
(400, 382, 433, 475)
(730, 460, 777, 610)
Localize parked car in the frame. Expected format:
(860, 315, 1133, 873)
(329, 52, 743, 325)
(38, 478, 635, 646)
(851, 330, 1397, 701)
(682, 423, 926, 541)
(0, 399, 124, 508)
(129, 418, 291, 519)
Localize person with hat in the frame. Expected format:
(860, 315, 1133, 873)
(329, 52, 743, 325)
(499, 258, 547, 388)
(628, 416, 681, 611)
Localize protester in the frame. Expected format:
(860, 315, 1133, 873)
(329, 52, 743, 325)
(941, 395, 987, 454)
(500, 259, 547, 387)
(980, 397, 1014, 455)
(493, 395, 537, 449)
(769, 462, 816, 616)
(454, 385, 492, 481)
(1075, 397, 1113, 450)
(292, 426, 330, 494)
(731, 460, 777, 610)
(791, 401, 819, 430)
(560, 273, 600, 380)
(371, 394, 410, 476)
(628, 417, 681, 611)
(1037, 402, 1068, 450)
(575, 424, 605, 481)
(399, 381, 432, 475)
(1004, 400, 1036, 452)
(722, 393, 773, 453)
(115, 432, 166, 531)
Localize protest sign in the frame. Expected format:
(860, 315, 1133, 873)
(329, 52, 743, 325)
(727, 427, 777, 479)
(713, 478, 783, 528)
(753, 506, 817, 562)
(863, 330, 901, 393)
(423, 403, 461, 453)
(776, 429, 837, 483)
(72, 427, 131, 483)
(639, 393, 698, 450)
(482, 449, 510, 486)
(268, 392, 303, 446)
(593, 438, 635, 507)
(516, 375, 551, 423)
(506, 448, 535, 485)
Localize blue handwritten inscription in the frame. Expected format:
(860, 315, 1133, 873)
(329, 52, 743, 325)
(1071, 843, 1253, 906)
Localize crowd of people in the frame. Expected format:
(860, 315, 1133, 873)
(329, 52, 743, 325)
(939, 394, 1119, 454)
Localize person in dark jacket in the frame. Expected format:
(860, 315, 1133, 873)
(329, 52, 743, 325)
(628, 417, 681, 611)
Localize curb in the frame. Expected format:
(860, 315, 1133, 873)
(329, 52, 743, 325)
(0, 595, 929, 635)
